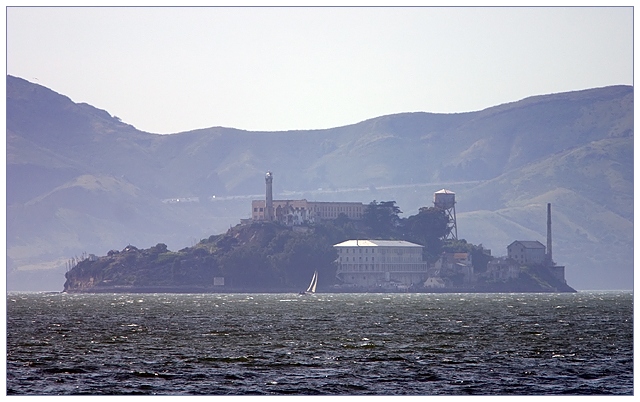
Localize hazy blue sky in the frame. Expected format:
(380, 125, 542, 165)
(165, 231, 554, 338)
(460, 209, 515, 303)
(5, 6, 634, 134)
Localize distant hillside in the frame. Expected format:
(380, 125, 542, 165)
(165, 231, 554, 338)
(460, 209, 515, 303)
(6, 75, 633, 291)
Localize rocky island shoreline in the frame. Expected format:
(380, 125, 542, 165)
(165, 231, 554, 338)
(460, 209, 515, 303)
(63, 209, 576, 294)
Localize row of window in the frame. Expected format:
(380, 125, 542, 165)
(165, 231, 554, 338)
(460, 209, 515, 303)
(340, 248, 376, 254)
(313, 206, 362, 212)
(338, 248, 421, 255)
(341, 256, 375, 262)
(316, 212, 362, 218)
(254, 204, 362, 212)
(338, 263, 428, 272)
(340, 256, 423, 263)
(511, 254, 544, 262)
(253, 207, 361, 217)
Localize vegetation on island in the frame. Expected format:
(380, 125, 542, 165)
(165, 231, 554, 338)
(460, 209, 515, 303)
(9, 76, 632, 292)
(63, 200, 572, 293)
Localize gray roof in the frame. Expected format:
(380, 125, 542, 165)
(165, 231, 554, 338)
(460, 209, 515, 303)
(508, 240, 545, 249)
(333, 240, 423, 248)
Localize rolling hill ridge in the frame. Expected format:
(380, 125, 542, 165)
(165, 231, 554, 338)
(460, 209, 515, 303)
(6, 75, 633, 291)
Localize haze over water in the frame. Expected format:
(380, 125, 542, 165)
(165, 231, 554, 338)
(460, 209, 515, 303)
(6, 291, 633, 395)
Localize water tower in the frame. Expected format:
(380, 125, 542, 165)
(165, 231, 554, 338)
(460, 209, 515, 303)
(434, 189, 458, 240)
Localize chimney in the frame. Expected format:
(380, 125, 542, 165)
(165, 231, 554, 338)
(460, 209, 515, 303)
(546, 203, 552, 265)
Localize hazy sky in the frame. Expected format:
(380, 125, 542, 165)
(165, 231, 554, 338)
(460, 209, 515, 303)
(5, 6, 634, 134)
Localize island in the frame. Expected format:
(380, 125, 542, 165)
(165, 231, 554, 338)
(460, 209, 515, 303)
(63, 197, 575, 294)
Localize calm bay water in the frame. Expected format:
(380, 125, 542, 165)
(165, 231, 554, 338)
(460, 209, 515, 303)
(6, 291, 633, 395)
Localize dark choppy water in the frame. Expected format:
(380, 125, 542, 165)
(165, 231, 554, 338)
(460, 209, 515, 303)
(6, 291, 633, 395)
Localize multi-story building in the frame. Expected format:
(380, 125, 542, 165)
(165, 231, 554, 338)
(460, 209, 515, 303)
(334, 240, 429, 287)
(250, 171, 365, 226)
(507, 240, 546, 265)
(251, 199, 364, 226)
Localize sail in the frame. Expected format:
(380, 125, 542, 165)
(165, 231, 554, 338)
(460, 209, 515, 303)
(310, 271, 317, 293)
(306, 270, 318, 293)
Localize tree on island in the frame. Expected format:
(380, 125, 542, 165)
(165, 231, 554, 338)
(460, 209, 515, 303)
(362, 200, 403, 238)
(401, 206, 450, 262)
(442, 238, 492, 273)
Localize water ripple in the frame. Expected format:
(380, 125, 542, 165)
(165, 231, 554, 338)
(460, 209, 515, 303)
(6, 291, 633, 395)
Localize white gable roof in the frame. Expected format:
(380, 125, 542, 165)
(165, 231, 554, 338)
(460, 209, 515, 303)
(333, 239, 423, 248)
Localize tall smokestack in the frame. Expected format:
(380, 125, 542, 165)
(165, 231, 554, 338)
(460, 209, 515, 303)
(546, 203, 552, 265)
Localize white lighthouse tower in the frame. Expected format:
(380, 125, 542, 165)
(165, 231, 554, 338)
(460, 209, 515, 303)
(265, 171, 274, 221)
(434, 189, 458, 240)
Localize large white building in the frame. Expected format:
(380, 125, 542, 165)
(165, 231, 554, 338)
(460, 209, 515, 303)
(334, 240, 429, 288)
(252, 199, 365, 225)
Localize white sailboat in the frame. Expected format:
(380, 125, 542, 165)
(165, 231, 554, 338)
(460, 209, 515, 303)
(300, 270, 318, 295)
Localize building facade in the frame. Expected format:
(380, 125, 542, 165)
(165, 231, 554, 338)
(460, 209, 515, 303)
(334, 240, 429, 287)
(252, 199, 364, 226)
(250, 171, 365, 226)
(433, 252, 475, 285)
(507, 240, 546, 265)
(486, 258, 521, 280)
